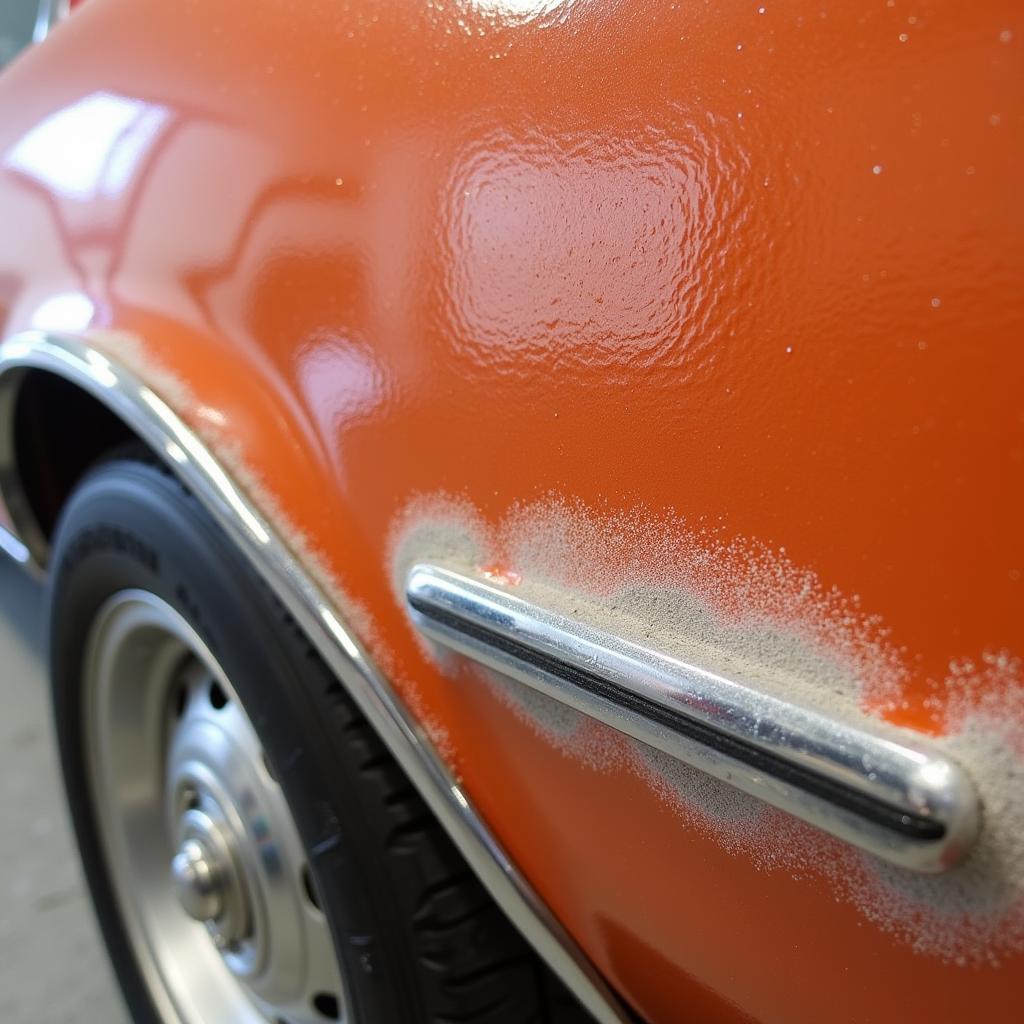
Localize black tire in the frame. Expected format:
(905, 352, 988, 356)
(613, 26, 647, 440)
(48, 454, 589, 1024)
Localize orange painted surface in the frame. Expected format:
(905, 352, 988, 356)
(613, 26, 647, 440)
(0, 1, 1022, 1020)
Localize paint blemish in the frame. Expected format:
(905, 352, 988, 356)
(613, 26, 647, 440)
(390, 492, 1024, 965)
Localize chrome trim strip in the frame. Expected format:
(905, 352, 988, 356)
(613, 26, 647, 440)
(0, 364, 50, 570)
(0, 523, 29, 564)
(406, 564, 981, 874)
(0, 331, 632, 1024)
(32, 0, 70, 45)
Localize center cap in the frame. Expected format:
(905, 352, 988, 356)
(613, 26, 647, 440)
(169, 806, 251, 950)
(171, 838, 224, 922)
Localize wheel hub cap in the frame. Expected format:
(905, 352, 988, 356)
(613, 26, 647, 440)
(83, 590, 349, 1023)
(170, 836, 225, 924)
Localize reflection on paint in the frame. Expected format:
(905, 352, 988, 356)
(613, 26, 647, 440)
(443, 118, 746, 373)
(297, 333, 386, 433)
(6, 91, 168, 200)
(29, 291, 94, 331)
(295, 333, 389, 480)
(463, 0, 566, 21)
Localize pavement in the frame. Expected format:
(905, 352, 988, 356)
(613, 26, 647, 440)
(0, 555, 128, 1022)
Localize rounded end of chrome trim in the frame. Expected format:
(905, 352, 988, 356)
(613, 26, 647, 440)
(903, 756, 982, 873)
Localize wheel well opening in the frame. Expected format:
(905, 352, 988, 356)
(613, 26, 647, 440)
(13, 369, 136, 543)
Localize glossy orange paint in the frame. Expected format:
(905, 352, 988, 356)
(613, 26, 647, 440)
(0, 1, 1022, 1021)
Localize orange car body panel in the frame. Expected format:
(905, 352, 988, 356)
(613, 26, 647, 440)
(0, 1, 1022, 1021)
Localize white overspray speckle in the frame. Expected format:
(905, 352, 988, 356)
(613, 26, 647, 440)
(87, 329, 197, 413)
(74, 337, 1024, 963)
(86, 330, 369, 625)
(81, 331, 457, 739)
(390, 493, 1024, 964)
(86, 332, 459, 761)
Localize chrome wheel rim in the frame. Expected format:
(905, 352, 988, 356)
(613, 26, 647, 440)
(83, 589, 349, 1024)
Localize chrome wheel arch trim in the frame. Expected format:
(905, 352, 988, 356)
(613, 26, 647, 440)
(32, 0, 72, 45)
(0, 522, 30, 565)
(0, 330, 632, 1024)
(406, 564, 981, 875)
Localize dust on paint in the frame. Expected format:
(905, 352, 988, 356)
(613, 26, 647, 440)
(390, 492, 1024, 965)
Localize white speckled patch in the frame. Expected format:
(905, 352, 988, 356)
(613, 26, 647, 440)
(390, 492, 1024, 965)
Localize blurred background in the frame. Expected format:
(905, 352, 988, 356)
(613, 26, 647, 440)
(0, 557, 126, 1022)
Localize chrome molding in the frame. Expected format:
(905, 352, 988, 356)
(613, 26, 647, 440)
(0, 331, 632, 1024)
(0, 364, 49, 570)
(406, 564, 981, 873)
(0, 523, 29, 564)
(32, 0, 71, 45)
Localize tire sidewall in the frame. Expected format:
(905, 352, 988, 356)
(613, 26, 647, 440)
(48, 459, 421, 1023)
